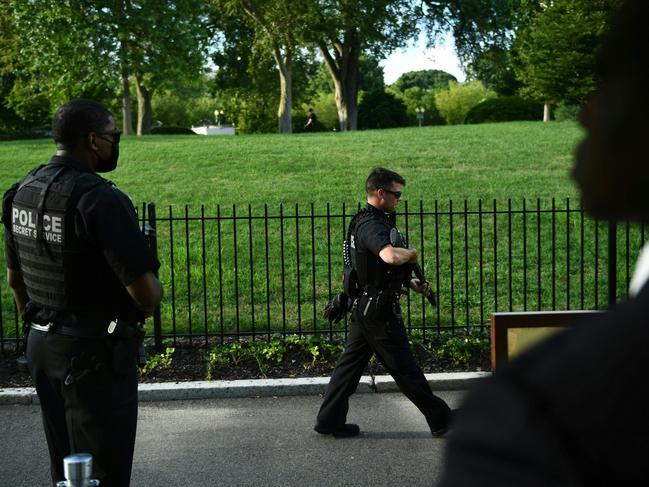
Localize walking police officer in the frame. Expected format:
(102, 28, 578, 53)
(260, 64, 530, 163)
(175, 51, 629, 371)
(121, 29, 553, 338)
(2, 99, 163, 486)
(315, 168, 451, 438)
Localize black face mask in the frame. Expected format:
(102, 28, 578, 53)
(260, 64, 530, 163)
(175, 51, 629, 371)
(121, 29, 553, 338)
(95, 135, 119, 172)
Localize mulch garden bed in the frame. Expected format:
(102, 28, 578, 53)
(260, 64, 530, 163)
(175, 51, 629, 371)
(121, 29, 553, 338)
(0, 338, 491, 389)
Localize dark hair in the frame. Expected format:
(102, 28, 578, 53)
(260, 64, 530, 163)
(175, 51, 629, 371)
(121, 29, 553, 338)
(51, 99, 113, 148)
(365, 167, 406, 193)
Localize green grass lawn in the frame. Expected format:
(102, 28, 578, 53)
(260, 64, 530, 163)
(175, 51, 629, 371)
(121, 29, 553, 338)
(4, 121, 630, 345)
(0, 121, 583, 206)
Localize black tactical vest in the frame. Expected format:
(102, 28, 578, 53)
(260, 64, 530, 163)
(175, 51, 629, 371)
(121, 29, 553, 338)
(9, 163, 107, 314)
(349, 205, 409, 291)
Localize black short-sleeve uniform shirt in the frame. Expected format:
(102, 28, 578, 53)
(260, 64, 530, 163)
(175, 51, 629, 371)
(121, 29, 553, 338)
(2, 155, 159, 325)
(353, 204, 394, 287)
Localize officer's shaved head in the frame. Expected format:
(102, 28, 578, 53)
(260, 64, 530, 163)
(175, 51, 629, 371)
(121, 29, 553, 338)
(52, 99, 113, 148)
(365, 167, 406, 194)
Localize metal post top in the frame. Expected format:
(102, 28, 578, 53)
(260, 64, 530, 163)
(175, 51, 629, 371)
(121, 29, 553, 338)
(64, 453, 92, 464)
(63, 453, 93, 480)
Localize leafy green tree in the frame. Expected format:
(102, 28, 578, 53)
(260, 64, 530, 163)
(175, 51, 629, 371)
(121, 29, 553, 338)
(422, 0, 535, 65)
(392, 69, 457, 92)
(514, 0, 622, 120)
(387, 86, 445, 126)
(465, 46, 520, 96)
(128, 0, 210, 134)
(302, 0, 420, 131)
(8, 1, 119, 123)
(213, 0, 307, 133)
(152, 75, 220, 128)
(420, 1, 547, 100)
(358, 56, 385, 93)
(435, 80, 496, 125)
(305, 55, 385, 101)
(0, 1, 50, 133)
(7, 0, 209, 135)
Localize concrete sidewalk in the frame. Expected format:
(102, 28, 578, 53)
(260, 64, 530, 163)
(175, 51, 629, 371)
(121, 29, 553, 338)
(0, 371, 489, 405)
(2, 392, 468, 486)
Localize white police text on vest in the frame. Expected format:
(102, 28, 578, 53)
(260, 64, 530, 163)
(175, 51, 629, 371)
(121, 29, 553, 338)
(11, 206, 64, 245)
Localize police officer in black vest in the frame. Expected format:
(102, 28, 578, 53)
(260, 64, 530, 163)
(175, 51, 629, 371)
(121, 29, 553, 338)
(315, 168, 451, 438)
(2, 99, 163, 486)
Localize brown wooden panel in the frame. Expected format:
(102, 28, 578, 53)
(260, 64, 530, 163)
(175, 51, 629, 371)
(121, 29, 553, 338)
(491, 311, 601, 371)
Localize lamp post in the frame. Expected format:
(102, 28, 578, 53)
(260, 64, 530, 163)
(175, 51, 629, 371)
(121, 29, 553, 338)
(416, 107, 425, 127)
(214, 109, 224, 127)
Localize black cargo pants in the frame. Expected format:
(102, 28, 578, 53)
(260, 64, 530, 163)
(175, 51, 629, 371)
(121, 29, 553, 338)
(26, 328, 138, 487)
(316, 289, 450, 432)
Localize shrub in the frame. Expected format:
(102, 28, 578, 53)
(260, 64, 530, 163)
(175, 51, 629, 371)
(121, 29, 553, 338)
(435, 81, 496, 125)
(150, 126, 196, 135)
(434, 331, 490, 368)
(358, 90, 409, 130)
(388, 86, 446, 126)
(554, 102, 580, 121)
(464, 96, 544, 124)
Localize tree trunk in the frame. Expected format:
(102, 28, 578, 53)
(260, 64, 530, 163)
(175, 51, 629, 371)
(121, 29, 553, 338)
(332, 78, 347, 131)
(120, 66, 134, 135)
(330, 58, 359, 131)
(543, 102, 552, 122)
(319, 29, 360, 131)
(275, 52, 292, 134)
(116, 1, 133, 135)
(135, 76, 153, 135)
(342, 60, 359, 131)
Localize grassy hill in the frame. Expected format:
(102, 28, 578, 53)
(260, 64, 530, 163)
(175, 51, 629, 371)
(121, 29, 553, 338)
(2, 121, 604, 342)
(0, 121, 583, 208)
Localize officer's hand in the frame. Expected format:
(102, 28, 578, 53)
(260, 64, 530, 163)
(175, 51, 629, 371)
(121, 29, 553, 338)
(409, 278, 430, 295)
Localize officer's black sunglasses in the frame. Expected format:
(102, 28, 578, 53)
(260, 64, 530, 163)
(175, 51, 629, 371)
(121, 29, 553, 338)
(382, 188, 402, 199)
(94, 130, 121, 144)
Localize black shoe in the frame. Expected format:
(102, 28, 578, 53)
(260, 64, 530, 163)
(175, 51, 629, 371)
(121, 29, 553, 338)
(314, 422, 361, 438)
(430, 409, 457, 438)
(431, 424, 450, 438)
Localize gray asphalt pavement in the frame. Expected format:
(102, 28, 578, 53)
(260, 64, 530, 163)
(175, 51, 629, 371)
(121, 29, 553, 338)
(1, 391, 465, 486)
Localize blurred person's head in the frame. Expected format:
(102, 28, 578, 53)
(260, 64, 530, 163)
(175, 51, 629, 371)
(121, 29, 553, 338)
(573, 0, 649, 222)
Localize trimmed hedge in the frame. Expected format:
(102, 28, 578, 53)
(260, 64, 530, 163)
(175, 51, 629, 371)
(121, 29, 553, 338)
(464, 96, 543, 124)
(150, 126, 196, 135)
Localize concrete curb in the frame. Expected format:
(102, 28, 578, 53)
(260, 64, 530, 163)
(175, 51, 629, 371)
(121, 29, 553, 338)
(374, 371, 492, 393)
(0, 372, 490, 405)
(137, 376, 374, 402)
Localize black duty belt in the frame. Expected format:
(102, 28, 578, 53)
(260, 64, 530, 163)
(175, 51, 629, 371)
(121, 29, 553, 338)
(363, 285, 403, 297)
(30, 322, 107, 338)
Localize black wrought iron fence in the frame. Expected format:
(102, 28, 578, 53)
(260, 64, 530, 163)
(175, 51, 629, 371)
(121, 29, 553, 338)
(0, 198, 645, 352)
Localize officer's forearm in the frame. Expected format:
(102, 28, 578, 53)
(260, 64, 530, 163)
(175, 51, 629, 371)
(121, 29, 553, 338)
(126, 272, 163, 318)
(379, 246, 417, 265)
